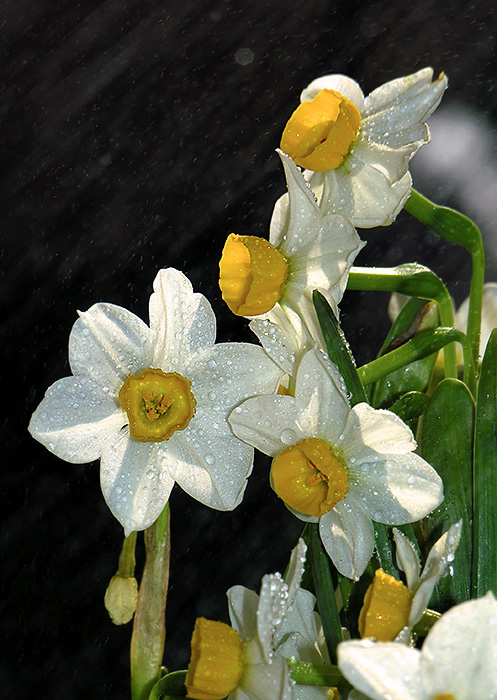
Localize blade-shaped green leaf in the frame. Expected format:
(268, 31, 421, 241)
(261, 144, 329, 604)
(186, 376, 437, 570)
(313, 290, 366, 406)
(419, 378, 473, 608)
(473, 328, 497, 597)
(370, 298, 439, 410)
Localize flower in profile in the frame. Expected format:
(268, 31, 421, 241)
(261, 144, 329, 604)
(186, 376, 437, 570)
(229, 347, 443, 580)
(280, 68, 447, 228)
(358, 522, 461, 643)
(29, 268, 282, 534)
(338, 593, 497, 699)
(219, 150, 364, 331)
(186, 539, 330, 700)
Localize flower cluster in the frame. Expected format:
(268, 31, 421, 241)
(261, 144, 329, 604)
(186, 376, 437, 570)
(29, 65, 497, 700)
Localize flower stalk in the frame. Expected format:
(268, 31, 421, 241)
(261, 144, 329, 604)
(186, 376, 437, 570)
(130, 503, 171, 700)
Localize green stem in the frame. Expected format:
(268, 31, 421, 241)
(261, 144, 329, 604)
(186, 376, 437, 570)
(412, 608, 441, 637)
(348, 265, 457, 379)
(130, 504, 171, 700)
(405, 189, 485, 391)
(357, 327, 474, 390)
(117, 531, 138, 578)
(287, 657, 345, 687)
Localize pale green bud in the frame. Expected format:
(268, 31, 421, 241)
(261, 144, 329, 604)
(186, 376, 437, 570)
(104, 574, 138, 625)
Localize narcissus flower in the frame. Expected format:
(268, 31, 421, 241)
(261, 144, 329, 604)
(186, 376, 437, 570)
(281, 68, 447, 228)
(359, 522, 461, 642)
(229, 347, 443, 580)
(29, 268, 281, 534)
(338, 593, 497, 699)
(186, 539, 330, 700)
(219, 150, 364, 332)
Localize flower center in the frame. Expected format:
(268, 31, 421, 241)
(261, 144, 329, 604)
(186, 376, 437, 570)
(118, 368, 196, 442)
(280, 88, 361, 172)
(186, 617, 244, 700)
(358, 569, 413, 642)
(218, 233, 289, 316)
(432, 696, 457, 700)
(271, 437, 349, 517)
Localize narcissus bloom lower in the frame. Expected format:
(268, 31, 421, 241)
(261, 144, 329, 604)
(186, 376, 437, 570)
(281, 68, 447, 228)
(29, 268, 281, 534)
(186, 539, 330, 700)
(229, 347, 443, 580)
(338, 593, 497, 699)
(359, 522, 461, 642)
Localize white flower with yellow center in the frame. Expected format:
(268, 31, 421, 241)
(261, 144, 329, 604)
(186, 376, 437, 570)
(358, 522, 461, 643)
(185, 539, 330, 700)
(280, 68, 447, 228)
(338, 593, 497, 700)
(29, 268, 282, 534)
(219, 150, 365, 331)
(229, 347, 443, 580)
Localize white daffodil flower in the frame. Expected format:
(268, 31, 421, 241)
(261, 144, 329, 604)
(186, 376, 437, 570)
(338, 592, 497, 700)
(229, 347, 443, 581)
(455, 281, 497, 358)
(29, 268, 282, 534)
(186, 539, 330, 700)
(280, 68, 447, 228)
(219, 150, 364, 339)
(358, 522, 462, 643)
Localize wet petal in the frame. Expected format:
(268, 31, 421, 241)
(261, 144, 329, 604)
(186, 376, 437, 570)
(69, 303, 153, 393)
(29, 375, 124, 463)
(149, 268, 216, 372)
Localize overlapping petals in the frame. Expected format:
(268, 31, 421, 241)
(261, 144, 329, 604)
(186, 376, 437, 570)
(229, 347, 443, 579)
(227, 539, 329, 700)
(338, 593, 497, 699)
(29, 268, 282, 533)
(293, 68, 447, 228)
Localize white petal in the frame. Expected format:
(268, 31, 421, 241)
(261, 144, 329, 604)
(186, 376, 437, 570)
(29, 375, 124, 463)
(257, 573, 288, 663)
(275, 589, 323, 662)
(409, 520, 462, 626)
(420, 593, 497, 697)
(338, 640, 422, 700)
(312, 158, 412, 228)
(229, 394, 306, 457)
(295, 347, 351, 443)
(166, 427, 253, 511)
(393, 527, 421, 592)
(319, 494, 375, 580)
(149, 268, 216, 372)
(300, 74, 365, 113)
(272, 151, 321, 256)
(69, 303, 153, 393)
(227, 585, 260, 642)
(349, 451, 443, 524)
(269, 191, 290, 249)
(363, 68, 447, 150)
(249, 307, 306, 376)
(344, 403, 417, 457)
(188, 342, 281, 424)
(238, 656, 292, 700)
(284, 538, 307, 608)
(100, 430, 175, 534)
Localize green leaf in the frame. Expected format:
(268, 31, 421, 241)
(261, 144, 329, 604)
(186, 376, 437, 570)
(473, 329, 497, 597)
(387, 391, 430, 424)
(419, 378, 473, 608)
(369, 298, 439, 409)
(148, 670, 187, 699)
(309, 524, 343, 664)
(313, 290, 366, 406)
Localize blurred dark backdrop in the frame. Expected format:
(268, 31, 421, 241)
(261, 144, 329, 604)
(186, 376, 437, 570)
(2, 0, 497, 696)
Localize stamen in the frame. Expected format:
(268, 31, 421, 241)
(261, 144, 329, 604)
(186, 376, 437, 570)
(271, 437, 348, 517)
(281, 88, 361, 172)
(119, 368, 196, 442)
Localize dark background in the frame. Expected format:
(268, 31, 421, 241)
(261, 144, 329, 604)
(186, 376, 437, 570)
(3, 0, 497, 697)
